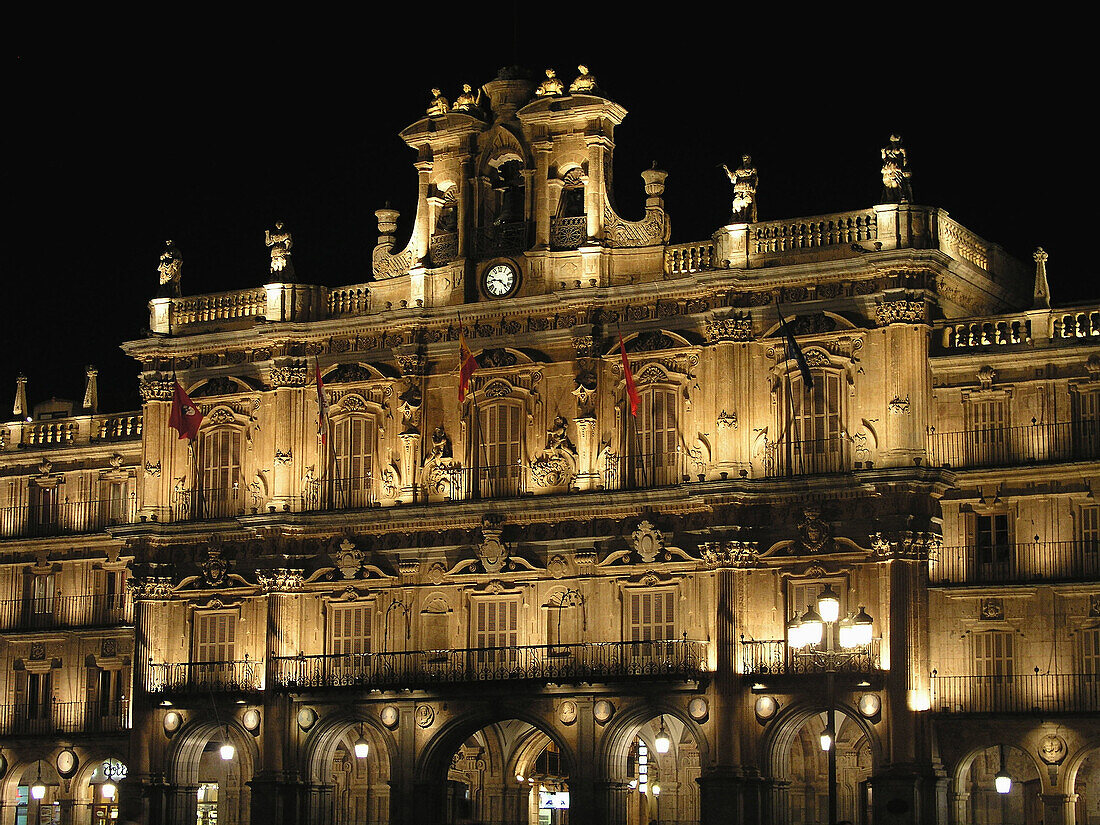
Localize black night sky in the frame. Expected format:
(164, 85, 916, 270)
(2, 13, 1086, 416)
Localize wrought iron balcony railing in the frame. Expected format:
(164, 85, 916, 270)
(931, 672, 1100, 714)
(475, 221, 531, 258)
(171, 486, 244, 521)
(930, 540, 1100, 586)
(740, 638, 882, 676)
(603, 451, 686, 491)
(0, 700, 130, 736)
(303, 474, 378, 511)
(273, 639, 707, 690)
(760, 436, 853, 477)
(0, 496, 138, 539)
(148, 659, 262, 693)
(927, 420, 1100, 470)
(550, 215, 587, 250)
(0, 594, 132, 632)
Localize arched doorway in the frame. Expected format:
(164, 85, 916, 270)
(957, 744, 1041, 825)
(1073, 747, 1100, 823)
(602, 712, 705, 825)
(167, 720, 256, 825)
(303, 717, 393, 825)
(10, 760, 62, 824)
(418, 714, 576, 825)
(784, 712, 871, 825)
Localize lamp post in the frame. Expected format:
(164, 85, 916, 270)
(652, 782, 661, 825)
(787, 586, 875, 825)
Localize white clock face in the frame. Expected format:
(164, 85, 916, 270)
(484, 263, 517, 297)
(57, 749, 76, 776)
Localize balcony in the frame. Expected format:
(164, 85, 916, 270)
(273, 639, 707, 690)
(475, 221, 531, 258)
(604, 451, 687, 490)
(740, 639, 882, 676)
(931, 672, 1100, 714)
(927, 420, 1100, 470)
(0, 594, 132, 632)
(303, 475, 378, 511)
(761, 436, 853, 477)
(0, 700, 130, 736)
(931, 541, 1100, 586)
(550, 215, 587, 250)
(0, 496, 138, 539)
(148, 659, 263, 694)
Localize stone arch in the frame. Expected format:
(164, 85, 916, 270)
(301, 710, 398, 787)
(1065, 738, 1100, 823)
(71, 749, 129, 807)
(598, 701, 712, 780)
(165, 716, 259, 786)
(759, 698, 883, 780)
(950, 742, 1044, 825)
(414, 703, 578, 786)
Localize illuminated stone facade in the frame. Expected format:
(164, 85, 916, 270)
(2, 67, 1099, 825)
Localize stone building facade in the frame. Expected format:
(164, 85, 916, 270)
(2, 67, 1098, 825)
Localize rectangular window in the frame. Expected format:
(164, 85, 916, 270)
(194, 612, 236, 663)
(25, 574, 56, 629)
(29, 484, 60, 536)
(973, 631, 1014, 681)
(330, 603, 372, 656)
(479, 404, 523, 498)
(628, 590, 676, 663)
(634, 388, 679, 487)
(472, 598, 519, 667)
(99, 479, 128, 527)
(1079, 505, 1100, 576)
(1080, 627, 1100, 677)
(788, 371, 844, 474)
(330, 416, 375, 508)
(199, 429, 241, 518)
(976, 513, 1012, 579)
(1073, 389, 1100, 460)
(966, 399, 1008, 464)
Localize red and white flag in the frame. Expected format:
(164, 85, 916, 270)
(315, 362, 331, 447)
(618, 334, 640, 417)
(168, 380, 203, 441)
(458, 328, 479, 404)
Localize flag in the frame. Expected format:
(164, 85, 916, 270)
(618, 334, 640, 417)
(315, 361, 330, 447)
(458, 327, 478, 404)
(168, 380, 203, 441)
(777, 303, 814, 390)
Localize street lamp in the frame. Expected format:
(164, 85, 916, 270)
(354, 726, 370, 759)
(219, 725, 235, 761)
(30, 761, 46, 801)
(653, 717, 671, 755)
(787, 586, 876, 825)
(995, 745, 1012, 794)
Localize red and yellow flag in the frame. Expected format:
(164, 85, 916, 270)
(618, 334, 640, 417)
(458, 328, 478, 404)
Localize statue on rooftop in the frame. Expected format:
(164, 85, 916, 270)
(426, 88, 450, 116)
(722, 155, 758, 223)
(453, 84, 483, 113)
(569, 65, 598, 94)
(265, 221, 295, 280)
(535, 69, 565, 98)
(156, 239, 183, 298)
(880, 134, 913, 203)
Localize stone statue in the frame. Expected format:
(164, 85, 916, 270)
(535, 69, 565, 98)
(453, 84, 482, 112)
(880, 134, 913, 203)
(546, 415, 576, 454)
(569, 65, 598, 94)
(426, 88, 450, 116)
(722, 155, 758, 223)
(156, 240, 183, 298)
(265, 221, 295, 279)
(426, 426, 453, 463)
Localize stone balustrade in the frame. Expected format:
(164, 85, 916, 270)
(752, 209, 877, 255)
(2, 412, 143, 452)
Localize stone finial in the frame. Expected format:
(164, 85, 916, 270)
(1033, 247, 1051, 309)
(641, 163, 668, 209)
(156, 239, 183, 298)
(83, 366, 98, 413)
(13, 374, 27, 419)
(375, 205, 400, 248)
(880, 134, 913, 203)
(265, 221, 295, 281)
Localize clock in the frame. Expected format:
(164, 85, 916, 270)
(482, 262, 518, 298)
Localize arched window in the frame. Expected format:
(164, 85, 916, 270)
(784, 369, 845, 474)
(476, 401, 524, 498)
(197, 427, 242, 518)
(327, 414, 375, 509)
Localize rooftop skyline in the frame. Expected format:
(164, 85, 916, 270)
(3, 18, 1082, 414)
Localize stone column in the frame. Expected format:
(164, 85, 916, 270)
(879, 308, 931, 468)
(137, 378, 175, 520)
(1040, 792, 1078, 825)
(597, 781, 630, 825)
(57, 797, 74, 825)
(269, 363, 307, 510)
(585, 136, 612, 244)
(949, 789, 969, 824)
(571, 695, 598, 825)
(412, 161, 433, 264)
(533, 142, 552, 249)
(165, 785, 199, 825)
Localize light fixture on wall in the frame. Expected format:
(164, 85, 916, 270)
(354, 725, 370, 759)
(219, 725, 235, 761)
(819, 723, 835, 752)
(30, 761, 46, 801)
(653, 717, 671, 754)
(995, 745, 1012, 794)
